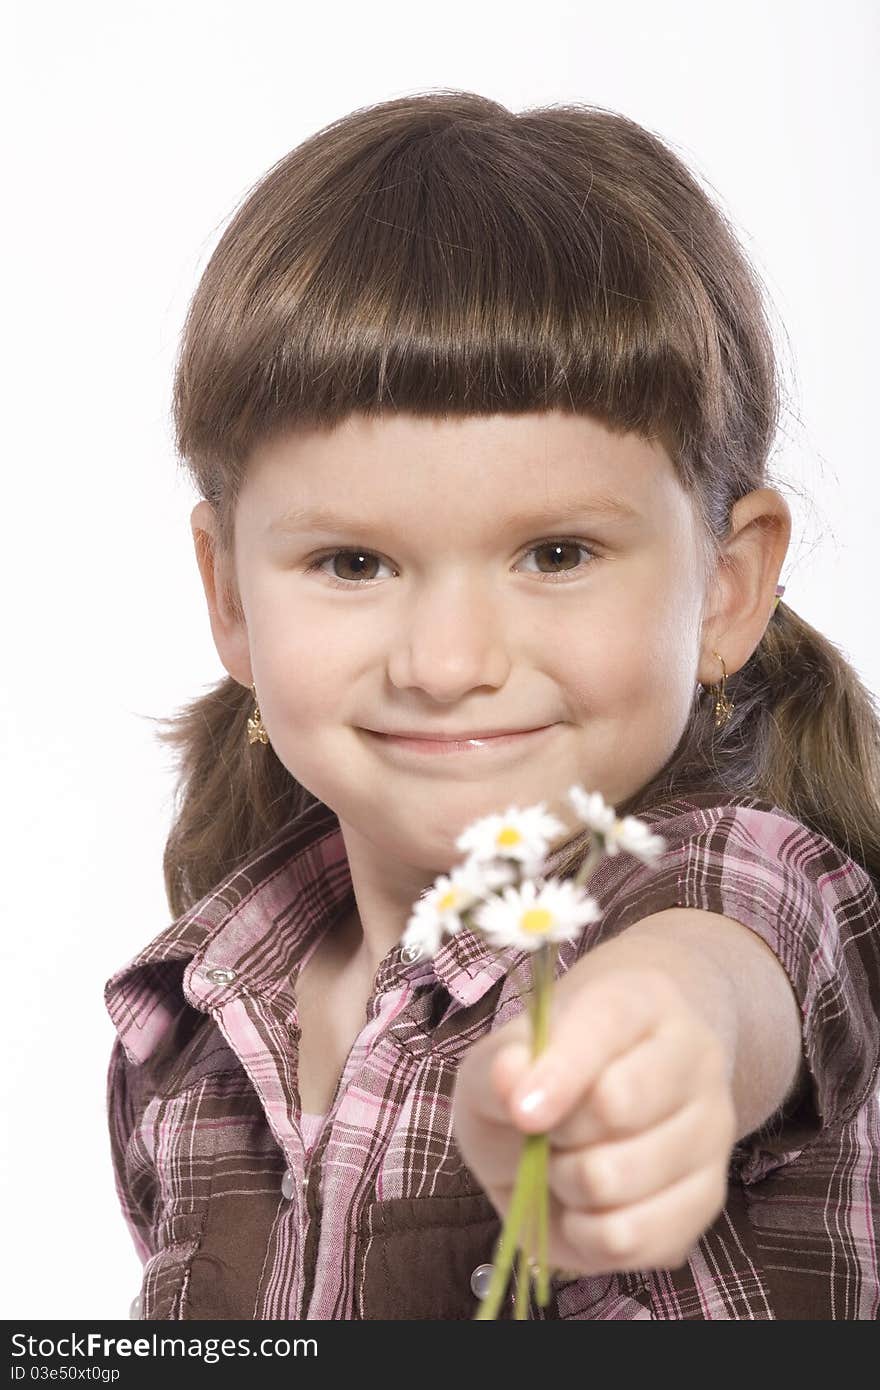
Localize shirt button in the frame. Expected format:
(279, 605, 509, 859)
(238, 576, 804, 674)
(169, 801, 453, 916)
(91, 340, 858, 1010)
(281, 1168, 295, 1200)
(129, 1293, 142, 1319)
(400, 943, 422, 964)
(470, 1263, 495, 1298)
(204, 967, 237, 985)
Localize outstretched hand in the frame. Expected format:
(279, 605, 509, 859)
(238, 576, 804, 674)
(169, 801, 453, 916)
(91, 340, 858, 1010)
(451, 960, 737, 1277)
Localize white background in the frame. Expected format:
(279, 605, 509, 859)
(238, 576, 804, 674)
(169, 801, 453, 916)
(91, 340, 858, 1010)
(2, 0, 877, 1320)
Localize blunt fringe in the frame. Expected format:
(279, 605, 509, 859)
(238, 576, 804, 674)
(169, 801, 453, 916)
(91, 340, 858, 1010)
(150, 89, 880, 918)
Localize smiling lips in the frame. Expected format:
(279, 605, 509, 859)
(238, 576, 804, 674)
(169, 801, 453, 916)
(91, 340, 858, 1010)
(377, 726, 547, 739)
(363, 725, 557, 755)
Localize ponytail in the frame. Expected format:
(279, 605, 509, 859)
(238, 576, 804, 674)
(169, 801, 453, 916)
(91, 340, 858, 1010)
(149, 676, 318, 920)
(611, 601, 880, 895)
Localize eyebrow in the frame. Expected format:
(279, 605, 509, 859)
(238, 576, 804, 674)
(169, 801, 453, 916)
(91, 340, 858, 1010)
(266, 492, 640, 537)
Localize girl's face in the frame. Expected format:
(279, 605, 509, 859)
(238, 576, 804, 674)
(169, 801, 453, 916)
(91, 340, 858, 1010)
(194, 409, 717, 913)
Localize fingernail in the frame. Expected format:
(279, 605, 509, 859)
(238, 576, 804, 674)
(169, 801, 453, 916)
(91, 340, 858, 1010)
(515, 1085, 547, 1116)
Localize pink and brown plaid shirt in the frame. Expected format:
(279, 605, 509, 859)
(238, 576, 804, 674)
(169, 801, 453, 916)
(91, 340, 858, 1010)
(104, 790, 880, 1320)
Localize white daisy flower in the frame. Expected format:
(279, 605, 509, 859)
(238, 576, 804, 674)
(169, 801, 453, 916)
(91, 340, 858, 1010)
(567, 785, 666, 864)
(455, 802, 568, 873)
(458, 855, 521, 894)
(400, 904, 447, 960)
(612, 816, 667, 864)
(471, 877, 602, 953)
(566, 786, 617, 837)
(400, 859, 495, 960)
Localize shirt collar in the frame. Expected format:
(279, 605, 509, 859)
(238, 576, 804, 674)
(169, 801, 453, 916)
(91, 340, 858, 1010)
(104, 797, 532, 1067)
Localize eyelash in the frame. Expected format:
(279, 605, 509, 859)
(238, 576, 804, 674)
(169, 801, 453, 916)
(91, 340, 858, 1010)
(303, 538, 599, 589)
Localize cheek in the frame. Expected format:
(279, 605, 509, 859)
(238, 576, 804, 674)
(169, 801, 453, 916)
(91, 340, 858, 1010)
(553, 594, 695, 728)
(251, 588, 364, 692)
(552, 613, 653, 711)
(244, 656, 347, 767)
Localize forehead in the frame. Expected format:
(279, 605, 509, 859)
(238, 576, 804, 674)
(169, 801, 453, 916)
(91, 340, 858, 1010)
(240, 409, 688, 532)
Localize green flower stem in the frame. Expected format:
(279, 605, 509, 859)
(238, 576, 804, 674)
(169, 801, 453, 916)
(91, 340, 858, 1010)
(474, 844, 605, 1321)
(476, 941, 557, 1319)
(529, 942, 553, 1309)
(535, 1131, 550, 1305)
(474, 1130, 544, 1318)
(573, 841, 604, 891)
(515, 1212, 532, 1319)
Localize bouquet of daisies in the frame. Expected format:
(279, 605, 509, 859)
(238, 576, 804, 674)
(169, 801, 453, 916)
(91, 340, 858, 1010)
(399, 784, 667, 1320)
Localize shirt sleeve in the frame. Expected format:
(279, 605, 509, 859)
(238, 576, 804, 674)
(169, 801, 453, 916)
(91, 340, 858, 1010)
(106, 1036, 156, 1264)
(566, 800, 880, 1185)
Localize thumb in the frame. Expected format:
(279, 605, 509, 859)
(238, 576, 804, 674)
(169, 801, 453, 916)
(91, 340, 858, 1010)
(490, 1042, 537, 1111)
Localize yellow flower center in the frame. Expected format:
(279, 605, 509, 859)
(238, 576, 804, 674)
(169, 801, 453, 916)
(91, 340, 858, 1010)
(496, 826, 522, 847)
(520, 907, 554, 936)
(437, 890, 458, 912)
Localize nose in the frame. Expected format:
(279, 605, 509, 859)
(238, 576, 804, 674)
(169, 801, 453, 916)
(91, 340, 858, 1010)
(386, 576, 512, 700)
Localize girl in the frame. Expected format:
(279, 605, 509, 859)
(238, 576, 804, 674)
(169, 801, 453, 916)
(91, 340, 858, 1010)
(105, 91, 880, 1320)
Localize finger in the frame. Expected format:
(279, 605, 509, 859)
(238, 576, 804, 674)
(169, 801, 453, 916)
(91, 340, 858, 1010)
(450, 1048, 537, 1202)
(492, 1041, 536, 1110)
(457, 1038, 535, 1129)
(452, 1033, 549, 1197)
(547, 1017, 720, 1148)
(547, 1093, 735, 1213)
(558, 1161, 729, 1274)
(507, 970, 681, 1133)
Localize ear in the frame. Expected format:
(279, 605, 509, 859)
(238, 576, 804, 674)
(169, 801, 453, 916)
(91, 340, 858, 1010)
(190, 501, 253, 688)
(698, 487, 792, 686)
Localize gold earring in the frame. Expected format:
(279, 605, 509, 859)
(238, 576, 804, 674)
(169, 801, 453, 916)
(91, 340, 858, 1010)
(709, 651, 734, 728)
(247, 682, 269, 745)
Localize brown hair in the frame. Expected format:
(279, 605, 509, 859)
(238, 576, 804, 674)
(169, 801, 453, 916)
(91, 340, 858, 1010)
(153, 89, 880, 918)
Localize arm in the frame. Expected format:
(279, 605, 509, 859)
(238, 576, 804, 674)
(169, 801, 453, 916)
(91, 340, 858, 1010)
(560, 907, 807, 1143)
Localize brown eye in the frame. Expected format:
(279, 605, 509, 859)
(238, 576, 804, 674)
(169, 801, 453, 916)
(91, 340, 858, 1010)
(532, 541, 581, 573)
(326, 550, 381, 582)
(306, 549, 392, 586)
(520, 540, 596, 581)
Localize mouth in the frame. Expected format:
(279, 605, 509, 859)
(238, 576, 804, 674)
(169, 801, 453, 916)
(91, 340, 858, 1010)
(360, 724, 559, 757)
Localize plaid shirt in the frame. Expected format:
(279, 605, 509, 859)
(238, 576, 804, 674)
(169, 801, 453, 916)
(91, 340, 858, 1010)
(105, 790, 880, 1320)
